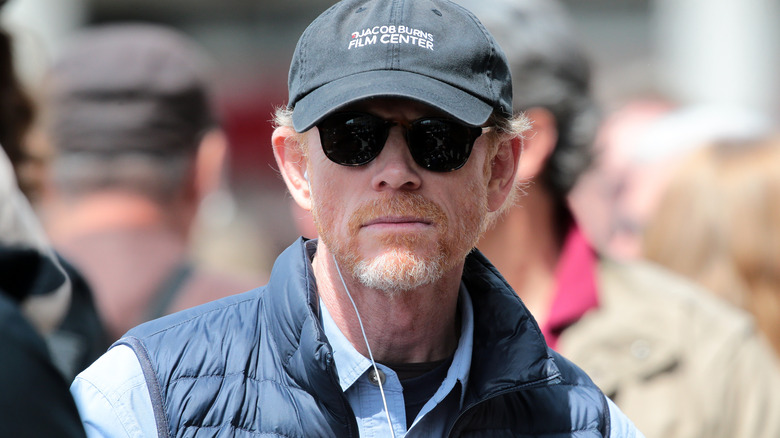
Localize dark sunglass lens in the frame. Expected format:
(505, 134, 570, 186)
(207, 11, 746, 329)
(318, 113, 387, 166)
(407, 119, 480, 172)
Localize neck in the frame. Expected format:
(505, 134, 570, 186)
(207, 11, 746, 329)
(43, 191, 191, 244)
(477, 185, 562, 325)
(313, 242, 461, 364)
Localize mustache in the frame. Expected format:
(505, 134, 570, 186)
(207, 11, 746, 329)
(347, 193, 446, 234)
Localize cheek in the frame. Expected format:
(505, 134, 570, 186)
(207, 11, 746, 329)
(453, 153, 491, 212)
(310, 174, 357, 241)
(454, 178, 488, 227)
(437, 171, 489, 242)
(310, 181, 336, 227)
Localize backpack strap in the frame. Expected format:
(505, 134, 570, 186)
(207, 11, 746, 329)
(144, 261, 194, 321)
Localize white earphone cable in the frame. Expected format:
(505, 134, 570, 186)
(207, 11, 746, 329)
(333, 254, 397, 438)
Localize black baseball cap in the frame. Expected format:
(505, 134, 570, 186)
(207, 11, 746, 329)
(287, 0, 513, 132)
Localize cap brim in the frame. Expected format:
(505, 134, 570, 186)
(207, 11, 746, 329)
(292, 70, 493, 132)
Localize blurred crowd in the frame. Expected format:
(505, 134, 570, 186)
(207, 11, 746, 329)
(1, 0, 779, 436)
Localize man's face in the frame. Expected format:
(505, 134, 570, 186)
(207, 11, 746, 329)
(307, 99, 493, 295)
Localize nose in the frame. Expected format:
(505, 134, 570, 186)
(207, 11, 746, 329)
(370, 127, 422, 191)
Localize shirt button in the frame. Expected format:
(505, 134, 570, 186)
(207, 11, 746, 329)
(368, 368, 386, 386)
(630, 339, 651, 360)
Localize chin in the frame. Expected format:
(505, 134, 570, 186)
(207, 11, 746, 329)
(353, 248, 445, 295)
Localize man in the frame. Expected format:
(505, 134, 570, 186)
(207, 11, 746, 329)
(40, 24, 261, 342)
(462, 0, 780, 437)
(70, 1, 642, 436)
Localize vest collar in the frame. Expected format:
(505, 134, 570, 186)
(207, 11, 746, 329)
(461, 248, 563, 403)
(263, 238, 351, 423)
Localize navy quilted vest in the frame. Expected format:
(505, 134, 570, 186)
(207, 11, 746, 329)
(118, 238, 610, 437)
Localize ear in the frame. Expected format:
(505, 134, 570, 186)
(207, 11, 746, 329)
(194, 128, 229, 199)
(487, 133, 522, 212)
(516, 107, 558, 181)
(272, 126, 311, 211)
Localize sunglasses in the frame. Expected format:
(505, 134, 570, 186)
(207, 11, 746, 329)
(316, 112, 484, 172)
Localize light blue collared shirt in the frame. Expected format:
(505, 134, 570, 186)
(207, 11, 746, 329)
(320, 283, 474, 437)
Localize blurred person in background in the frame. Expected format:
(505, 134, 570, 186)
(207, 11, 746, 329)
(1, 0, 106, 381)
(462, 0, 780, 436)
(643, 135, 780, 356)
(572, 101, 773, 260)
(39, 23, 262, 342)
(0, 144, 86, 436)
(568, 98, 675, 257)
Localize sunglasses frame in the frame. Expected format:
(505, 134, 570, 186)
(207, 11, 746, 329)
(316, 111, 484, 172)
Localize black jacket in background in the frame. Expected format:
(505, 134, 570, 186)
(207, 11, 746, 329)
(0, 246, 87, 438)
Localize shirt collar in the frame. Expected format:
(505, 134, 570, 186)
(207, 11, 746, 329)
(542, 221, 600, 350)
(320, 282, 474, 406)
